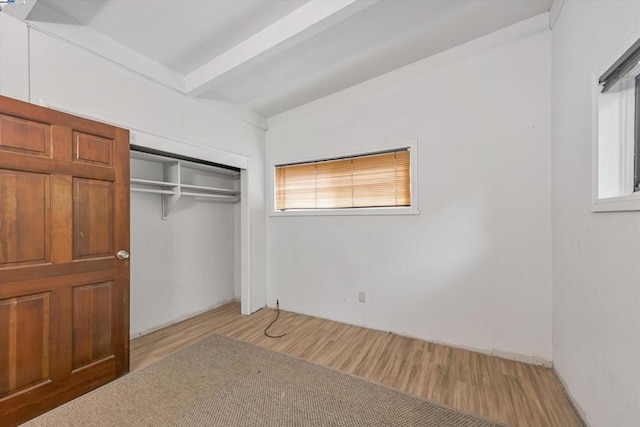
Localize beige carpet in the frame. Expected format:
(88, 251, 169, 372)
(25, 334, 506, 427)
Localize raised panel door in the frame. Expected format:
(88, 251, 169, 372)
(0, 95, 129, 426)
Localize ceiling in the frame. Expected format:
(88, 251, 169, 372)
(11, 0, 552, 121)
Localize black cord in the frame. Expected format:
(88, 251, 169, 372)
(264, 300, 289, 338)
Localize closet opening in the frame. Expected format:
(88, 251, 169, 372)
(129, 144, 249, 341)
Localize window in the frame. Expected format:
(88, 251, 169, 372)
(275, 148, 411, 211)
(594, 33, 640, 211)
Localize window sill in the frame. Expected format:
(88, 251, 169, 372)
(270, 207, 420, 217)
(592, 193, 640, 212)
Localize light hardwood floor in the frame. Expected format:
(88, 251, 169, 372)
(130, 302, 583, 427)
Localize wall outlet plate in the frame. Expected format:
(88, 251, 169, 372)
(358, 292, 366, 303)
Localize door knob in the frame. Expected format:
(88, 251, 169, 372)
(116, 250, 130, 260)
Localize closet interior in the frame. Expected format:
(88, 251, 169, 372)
(128, 146, 242, 337)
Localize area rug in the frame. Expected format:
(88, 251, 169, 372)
(24, 334, 506, 426)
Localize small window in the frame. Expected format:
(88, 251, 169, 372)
(275, 149, 411, 211)
(594, 34, 640, 210)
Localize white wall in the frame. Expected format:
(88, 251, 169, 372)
(551, 1, 640, 425)
(266, 20, 553, 363)
(0, 16, 268, 332)
(130, 193, 236, 336)
(0, 13, 29, 100)
(128, 159, 238, 336)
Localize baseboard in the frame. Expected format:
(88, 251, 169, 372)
(130, 298, 236, 339)
(552, 368, 589, 426)
(395, 330, 552, 367)
(267, 304, 552, 367)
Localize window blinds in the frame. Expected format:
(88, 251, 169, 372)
(275, 149, 410, 210)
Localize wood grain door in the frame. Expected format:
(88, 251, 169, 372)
(0, 95, 130, 425)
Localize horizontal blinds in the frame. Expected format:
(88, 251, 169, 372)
(275, 149, 410, 210)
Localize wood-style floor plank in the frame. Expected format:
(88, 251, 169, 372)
(130, 302, 583, 427)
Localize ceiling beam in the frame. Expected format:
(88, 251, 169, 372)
(197, 99, 268, 130)
(185, 0, 377, 97)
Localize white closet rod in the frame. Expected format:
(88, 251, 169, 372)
(180, 184, 238, 194)
(180, 192, 238, 200)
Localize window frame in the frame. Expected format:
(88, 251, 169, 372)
(269, 139, 419, 217)
(635, 74, 640, 191)
(592, 28, 640, 212)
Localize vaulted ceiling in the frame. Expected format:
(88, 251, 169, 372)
(6, 0, 552, 122)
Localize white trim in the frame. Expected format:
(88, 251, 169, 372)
(130, 298, 235, 339)
(592, 74, 600, 206)
(620, 78, 635, 195)
(269, 139, 419, 217)
(592, 194, 640, 213)
(552, 368, 589, 426)
(271, 206, 419, 217)
(268, 303, 551, 367)
(549, 0, 565, 30)
(240, 169, 251, 315)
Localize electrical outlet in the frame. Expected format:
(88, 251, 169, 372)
(358, 292, 366, 303)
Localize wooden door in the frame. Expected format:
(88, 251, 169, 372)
(0, 95, 130, 425)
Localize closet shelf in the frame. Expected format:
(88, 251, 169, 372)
(130, 148, 241, 220)
(131, 188, 177, 195)
(131, 178, 178, 187)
